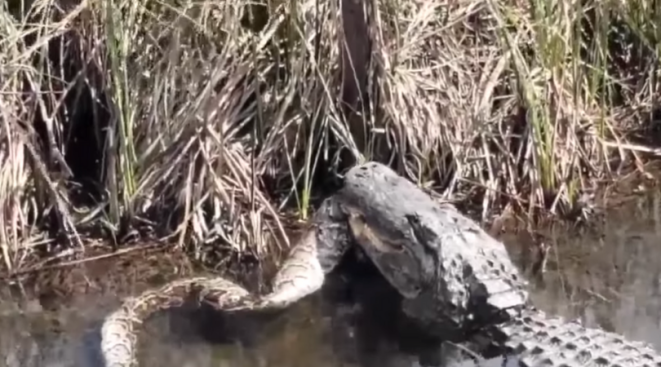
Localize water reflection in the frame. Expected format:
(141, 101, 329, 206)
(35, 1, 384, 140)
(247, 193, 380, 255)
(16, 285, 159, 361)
(1, 190, 661, 366)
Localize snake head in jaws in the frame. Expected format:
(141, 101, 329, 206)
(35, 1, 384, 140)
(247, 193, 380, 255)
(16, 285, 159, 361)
(345, 206, 428, 299)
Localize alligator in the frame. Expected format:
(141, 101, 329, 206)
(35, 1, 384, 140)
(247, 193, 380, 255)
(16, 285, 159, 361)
(338, 162, 661, 367)
(100, 161, 661, 367)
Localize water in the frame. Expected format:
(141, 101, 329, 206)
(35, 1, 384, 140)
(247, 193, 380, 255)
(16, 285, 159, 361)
(2, 188, 661, 366)
(500, 188, 661, 349)
(0, 247, 428, 367)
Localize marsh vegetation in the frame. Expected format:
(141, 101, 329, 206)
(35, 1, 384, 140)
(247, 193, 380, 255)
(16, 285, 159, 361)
(1, 0, 661, 277)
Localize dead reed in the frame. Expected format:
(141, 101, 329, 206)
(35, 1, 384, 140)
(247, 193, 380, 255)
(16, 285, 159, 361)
(1, 0, 660, 272)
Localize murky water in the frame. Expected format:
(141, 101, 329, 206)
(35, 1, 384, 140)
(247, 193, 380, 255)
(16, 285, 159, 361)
(499, 188, 661, 350)
(0, 247, 431, 367)
(2, 188, 661, 367)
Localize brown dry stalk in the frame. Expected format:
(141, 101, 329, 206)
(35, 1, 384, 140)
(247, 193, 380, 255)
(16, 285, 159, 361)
(2, 0, 661, 272)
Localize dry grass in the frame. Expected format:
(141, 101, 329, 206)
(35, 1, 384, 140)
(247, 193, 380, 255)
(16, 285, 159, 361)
(1, 0, 661, 272)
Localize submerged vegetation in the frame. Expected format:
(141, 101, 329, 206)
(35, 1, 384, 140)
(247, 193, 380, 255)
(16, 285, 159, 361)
(1, 0, 661, 273)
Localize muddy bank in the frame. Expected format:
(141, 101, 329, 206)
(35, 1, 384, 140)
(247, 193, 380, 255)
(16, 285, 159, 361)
(2, 183, 661, 366)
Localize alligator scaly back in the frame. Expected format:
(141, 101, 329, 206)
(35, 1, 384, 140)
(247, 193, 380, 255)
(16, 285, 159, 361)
(479, 307, 661, 367)
(99, 197, 351, 367)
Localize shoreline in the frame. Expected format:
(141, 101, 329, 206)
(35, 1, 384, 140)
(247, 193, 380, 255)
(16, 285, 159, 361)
(3, 162, 659, 307)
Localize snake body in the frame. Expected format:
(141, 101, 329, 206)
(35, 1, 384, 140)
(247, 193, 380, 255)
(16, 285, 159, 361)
(100, 197, 351, 367)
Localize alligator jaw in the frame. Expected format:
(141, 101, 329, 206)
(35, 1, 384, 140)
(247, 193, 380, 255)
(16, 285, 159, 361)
(346, 207, 404, 254)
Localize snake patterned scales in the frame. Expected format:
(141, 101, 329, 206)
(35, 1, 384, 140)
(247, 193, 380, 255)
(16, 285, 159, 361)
(100, 197, 351, 367)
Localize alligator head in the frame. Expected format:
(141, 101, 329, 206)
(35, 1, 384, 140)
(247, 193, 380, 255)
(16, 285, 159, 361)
(336, 162, 529, 341)
(341, 199, 474, 340)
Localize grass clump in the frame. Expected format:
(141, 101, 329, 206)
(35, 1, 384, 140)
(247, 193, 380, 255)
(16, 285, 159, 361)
(1, 0, 661, 273)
